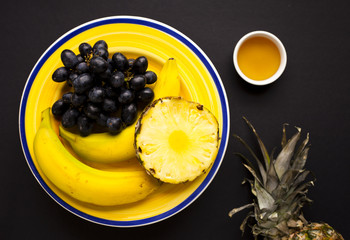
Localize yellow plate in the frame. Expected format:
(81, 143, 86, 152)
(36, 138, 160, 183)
(19, 16, 230, 227)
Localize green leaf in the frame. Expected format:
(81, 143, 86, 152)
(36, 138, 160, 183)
(293, 133, 309, 161)
(243, 117, 271, 170)
(274, 128, 301, 179)
(269, 147, 276, 163)
(228, 203, 254, 217)
(275, 221, 290, 235)
(242, 178, 257, 196)
(293, 170, 312, 187)
(280, 169, 299, 186)
(255, 179, 275, 211)
(284, 170, 311, 196)
(234, 135, 267, 185)
(292, 146, 310, 171)
(287, 170, 314, 200)
(239, 211, 254, 235)
(266, 160, 280, 193)
(234, 152, 256, 172)
(281, 123, 289, 148)
(243, 164, 263, 186)
(285, 180, 314, 205)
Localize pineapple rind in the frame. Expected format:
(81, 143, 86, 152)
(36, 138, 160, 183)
(287, 223, 344, 240)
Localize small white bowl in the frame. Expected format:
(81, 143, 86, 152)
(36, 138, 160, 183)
(233, 31, 287, 86)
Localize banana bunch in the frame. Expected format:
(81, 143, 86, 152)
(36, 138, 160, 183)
(34, 108, 160, 206)
(59, 58, 181, 163)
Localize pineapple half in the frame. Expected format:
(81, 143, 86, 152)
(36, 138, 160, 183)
(134, 97, 219, 184)
(229, 117, 343, 240)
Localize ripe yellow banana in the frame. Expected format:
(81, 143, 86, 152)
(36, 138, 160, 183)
(59, 123, 136, 163)
(59, 58, 181, 163)
(34, 108, 160, 206)
(153, 57, 181, 99)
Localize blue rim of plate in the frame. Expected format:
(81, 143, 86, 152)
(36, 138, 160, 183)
(18, 16, 230, 227)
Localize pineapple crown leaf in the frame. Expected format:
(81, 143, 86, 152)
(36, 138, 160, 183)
(269, 147, 277, 163)
(240, 211, 255, 235)
(255, 179, 276, 211)
(285, 180, 314, 204)
(287, 218, 305, 228)
(266, 160, 279, 193)
(234, 135, 267, 185)
(243, 163, 263, 187)
(274, 128, 301, 180)
(281, 123, 289, 148)
(242, 178, 257, 196)
(275, 221, 290, 235)
(234, 151, 263, 181)
(243, 117, 271, 169)
(296, 171, 315, 188)
(291, 135, 310, 171)
(294, 133, 309, 159)
(228, 203, 254, 217)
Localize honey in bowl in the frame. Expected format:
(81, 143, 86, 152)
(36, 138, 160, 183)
(237, 36, 281, 81)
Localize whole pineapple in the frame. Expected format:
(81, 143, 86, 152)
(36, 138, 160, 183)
(229, 117, 343, 240)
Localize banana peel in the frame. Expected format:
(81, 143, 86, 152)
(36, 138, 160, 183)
(59, 58, 181, 163)
(34, 108, 160, 206)
(59, 123, 136, 163)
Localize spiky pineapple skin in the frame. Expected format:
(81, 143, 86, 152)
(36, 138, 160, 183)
(287, 223, 344, 240)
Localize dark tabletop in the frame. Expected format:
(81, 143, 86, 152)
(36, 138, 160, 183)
(2, 0, 350, 239)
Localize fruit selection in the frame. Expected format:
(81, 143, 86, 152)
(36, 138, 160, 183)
(229, 118, 343, 240)
(51, 40, 158, 136)
(32, 40, 221, 208)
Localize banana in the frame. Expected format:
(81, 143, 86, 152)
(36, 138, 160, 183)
(34, 108, 160, 206)
(59, 58, 181, 163)
(59, 123, 136, 163)
(153, 57, 181, 100)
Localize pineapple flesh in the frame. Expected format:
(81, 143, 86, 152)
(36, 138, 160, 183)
(135, 97, 219, 184)
(229, 118, 343, 240)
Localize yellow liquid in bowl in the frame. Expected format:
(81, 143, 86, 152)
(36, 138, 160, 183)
(237, 37, 281, 80)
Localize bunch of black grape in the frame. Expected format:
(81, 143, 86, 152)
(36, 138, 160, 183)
(51, 40, 157, 136)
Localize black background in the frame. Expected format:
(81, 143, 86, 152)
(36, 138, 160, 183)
(2, 0, 350, 239)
